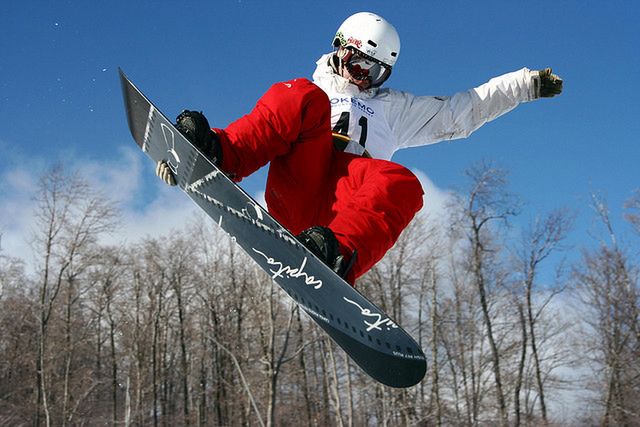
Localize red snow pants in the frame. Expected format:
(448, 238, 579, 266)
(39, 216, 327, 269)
(213, 78, 424, 284)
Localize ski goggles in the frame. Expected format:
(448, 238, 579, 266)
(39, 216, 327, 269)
(340, 47, 392, 88)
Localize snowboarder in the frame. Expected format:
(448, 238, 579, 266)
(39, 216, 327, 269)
(156, 12, 563, 285)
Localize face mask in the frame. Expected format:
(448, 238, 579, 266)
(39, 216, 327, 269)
(338, 47, 392, 88)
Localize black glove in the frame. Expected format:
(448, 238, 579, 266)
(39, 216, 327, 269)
(537, 68, 563, 98)
(175, 110, 222, 164)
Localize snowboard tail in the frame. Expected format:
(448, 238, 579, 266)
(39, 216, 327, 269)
(119, 69, 426, 388)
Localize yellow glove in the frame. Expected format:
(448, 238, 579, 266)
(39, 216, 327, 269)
(156, 160, 176, 186)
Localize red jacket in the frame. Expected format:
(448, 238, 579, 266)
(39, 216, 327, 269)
(214, 78, 423, 283)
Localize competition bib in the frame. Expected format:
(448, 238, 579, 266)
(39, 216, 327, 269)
(327, 94, 396, 161)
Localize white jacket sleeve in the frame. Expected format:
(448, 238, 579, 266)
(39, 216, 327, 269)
(385, 68, 538, 150)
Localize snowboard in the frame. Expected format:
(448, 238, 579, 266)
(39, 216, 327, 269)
(119, 69, 426, 388)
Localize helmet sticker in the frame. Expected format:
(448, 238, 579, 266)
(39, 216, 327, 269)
(335, 31, 364, 50)
(347, 37, 363, 49)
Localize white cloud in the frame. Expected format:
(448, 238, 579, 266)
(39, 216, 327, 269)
(1, 158, 457, 273)
(0, 165, 40, 266)
(412, 168, 457, 230)
(77, 146, 143, 207)
(78, 146, 202, 248)
(103, 184, 200, 248)
(253, 190, 267, 208)
(0, 146, 201, 270)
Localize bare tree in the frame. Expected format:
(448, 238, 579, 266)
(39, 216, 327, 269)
(428, 265, 443, 426)
(624, 189, 640, 235)
(90, 247, 128, 425)
(439, 240, 483, 426)
(0, 248, 33, 425)
(257, 277, 302, 427)
(30, 165, 117, 426)
(6, 160, 630, 425)
(454, 163, 520, 426)
(574, 194, 640, 426)
(512, 209, 573, 425)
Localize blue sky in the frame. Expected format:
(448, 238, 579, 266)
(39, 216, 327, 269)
(1, 1, 639, 262)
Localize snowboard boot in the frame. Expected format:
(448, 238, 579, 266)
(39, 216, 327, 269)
(297, 226, 356, 280)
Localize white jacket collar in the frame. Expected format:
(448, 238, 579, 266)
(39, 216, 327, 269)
(312, 53, 379, 99)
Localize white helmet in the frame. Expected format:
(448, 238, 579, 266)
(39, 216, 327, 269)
(332, 12, 400, 88)
(333, 12, 400, 68)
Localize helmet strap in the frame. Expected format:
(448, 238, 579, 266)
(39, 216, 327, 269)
(331, 47, 355, 78)
(329, 51, 341, 75)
